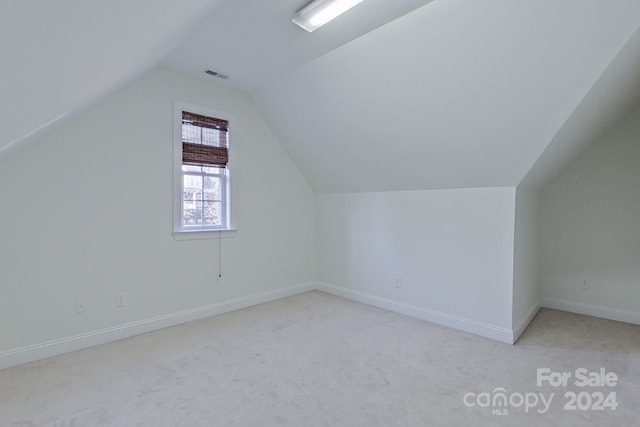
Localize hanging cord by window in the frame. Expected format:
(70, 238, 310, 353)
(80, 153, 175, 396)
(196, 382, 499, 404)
(218, 227, 222, 279)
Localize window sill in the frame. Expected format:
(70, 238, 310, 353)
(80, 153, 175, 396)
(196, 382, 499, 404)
(173, 229, 237, 241)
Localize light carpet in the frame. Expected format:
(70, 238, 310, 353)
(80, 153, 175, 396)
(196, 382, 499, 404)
(1, 291, 639, 426)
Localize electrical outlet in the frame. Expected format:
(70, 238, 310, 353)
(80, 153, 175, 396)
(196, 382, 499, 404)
(116, 292, 127, 308)
(395, 277, 403, 288)
(283, 265, 289, 276)
(579, 280, 589, 290)
(76, 299, 87, 314)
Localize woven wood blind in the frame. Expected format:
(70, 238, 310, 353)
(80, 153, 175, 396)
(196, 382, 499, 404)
(182, 111, 229, 168)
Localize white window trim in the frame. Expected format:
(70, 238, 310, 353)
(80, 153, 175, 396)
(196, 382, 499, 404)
(173, 229, 237, 241)
(172, 101, 236, 240)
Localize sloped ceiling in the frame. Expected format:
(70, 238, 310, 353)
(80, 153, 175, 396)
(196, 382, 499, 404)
(163, 0, 434, 91)
(250, 0, 640, 193)
(522, 25, 640, 190)
(3, 0, 640, 195)
(0, 0, 221, 161)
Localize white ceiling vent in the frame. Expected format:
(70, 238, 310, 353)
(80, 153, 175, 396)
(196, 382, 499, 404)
(205, 69, 229, 79)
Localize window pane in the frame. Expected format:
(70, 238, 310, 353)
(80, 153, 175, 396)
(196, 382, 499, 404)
(183, 122, 224, 147)
(183, 174, 202, 191)
(202, 201, 222, 226)
(201, 128, 221, 146)
(182, 165, 221, 174)
(182, 164, 201, 173)
(182, 208, 201, 226)
(182, 123, 201, 145)
(183, 189, 198, 211)
(204, 176, 221, 200)
(178, 108, 230, 232)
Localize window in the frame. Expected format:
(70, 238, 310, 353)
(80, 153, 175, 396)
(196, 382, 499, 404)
(174, 103, 234, 236)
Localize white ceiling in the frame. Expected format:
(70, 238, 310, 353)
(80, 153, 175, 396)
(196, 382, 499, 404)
(522, 25, 640, 189)
(167, 0, 640, 193)
(163, 0, 434, 91)
(3, 0, 640, 194)
(0, 0, 222, 161)
(249, 0, 640, 192)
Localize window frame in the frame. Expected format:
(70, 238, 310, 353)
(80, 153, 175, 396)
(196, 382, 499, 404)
(173, 101, 236, 239)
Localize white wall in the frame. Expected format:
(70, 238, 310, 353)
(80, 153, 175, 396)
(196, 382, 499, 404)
(0, 67, 316, 357)
(316, 187, 517, 339)
(539, 106, 640, 323)
(512, 186, 540, 338)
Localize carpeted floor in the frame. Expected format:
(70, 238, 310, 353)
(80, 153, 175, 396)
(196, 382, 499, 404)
(1, 291, 639, 426)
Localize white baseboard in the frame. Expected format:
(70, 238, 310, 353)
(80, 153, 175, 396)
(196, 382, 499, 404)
(0, 282, 315, 370)
(541, 297, 640, 326)
(316, 282, 514, 344)
(512, 303, 541, 343)
(6, 281, 569, 370)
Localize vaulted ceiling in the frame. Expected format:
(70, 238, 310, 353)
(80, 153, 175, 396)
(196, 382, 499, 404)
(0, 0, 222, 161)
(3, 0, 640, 193)
(248, 0, 640, 192)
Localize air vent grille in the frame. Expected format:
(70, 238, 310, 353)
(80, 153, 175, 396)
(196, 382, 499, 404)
(205, 69, 229, 79)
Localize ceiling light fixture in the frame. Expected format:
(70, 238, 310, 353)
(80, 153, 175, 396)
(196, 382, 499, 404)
(293, 0, 366, 32)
